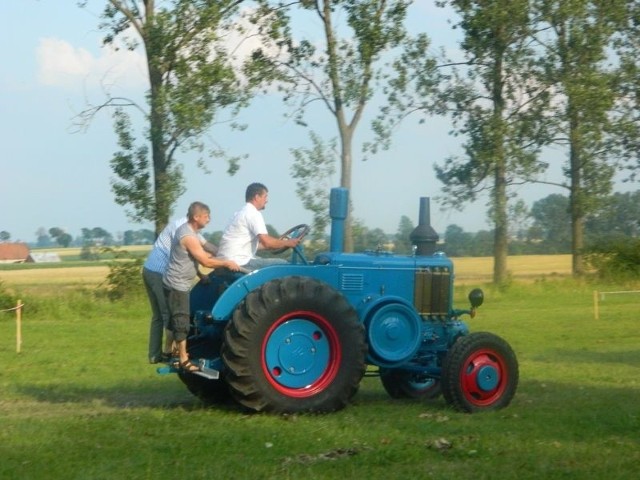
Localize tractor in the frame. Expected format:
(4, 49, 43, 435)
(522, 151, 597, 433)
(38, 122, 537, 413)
(159, 188, 519, 414)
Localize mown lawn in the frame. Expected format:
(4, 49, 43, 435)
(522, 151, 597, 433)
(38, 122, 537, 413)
(0, 267, 638, 479)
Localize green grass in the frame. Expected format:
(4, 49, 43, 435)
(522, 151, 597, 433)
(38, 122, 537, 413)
(0, 279, 639, 479)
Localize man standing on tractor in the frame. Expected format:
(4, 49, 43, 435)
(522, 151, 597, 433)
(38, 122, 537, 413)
(163, 202, 240, 372)
(217, 182, 300, 271)
(143, 216, 218, 364)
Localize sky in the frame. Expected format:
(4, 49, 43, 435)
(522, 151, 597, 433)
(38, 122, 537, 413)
(0, 1, 633, 245)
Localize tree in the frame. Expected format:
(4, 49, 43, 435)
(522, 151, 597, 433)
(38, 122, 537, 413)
(78, 0, 249, 235)
(394, 215, 414, 254)
(433, 0, 549, 284)
(123, 228, 155, 245)
(611, 1, 640, 183)
(290, 132, 337, 245)
(586, 191, 640, 240)
(35, 227, 52, 248)
(443, 224, 473, 256)
(529, 194, 571, 253)
(532, 0, 629, 274)
(81, 227, 114, 246)
(0, 231, 10, 242)
(351, 218, 389, 252)
(49, 227, 73, 248)
(248, 0, 438, 251)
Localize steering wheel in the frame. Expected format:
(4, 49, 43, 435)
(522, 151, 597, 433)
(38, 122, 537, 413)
(271, 223, 310, 255)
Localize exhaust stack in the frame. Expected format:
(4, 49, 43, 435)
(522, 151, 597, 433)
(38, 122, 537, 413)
(410, 197, 439, 256)
(329, 187, 349, 253)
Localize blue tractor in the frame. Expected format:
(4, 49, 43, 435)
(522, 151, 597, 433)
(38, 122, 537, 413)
(164, 188, 519, 414)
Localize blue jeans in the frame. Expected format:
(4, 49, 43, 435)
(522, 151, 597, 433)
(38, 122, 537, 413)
(142, 267, 170, 362)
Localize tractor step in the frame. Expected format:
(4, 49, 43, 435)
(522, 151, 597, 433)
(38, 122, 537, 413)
(155, 361, 220, 380)
(193, 366, 220, 380)
(156, 365, 175, 375)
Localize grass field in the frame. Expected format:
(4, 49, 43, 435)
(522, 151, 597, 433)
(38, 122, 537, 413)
(0, 257, 638, 479)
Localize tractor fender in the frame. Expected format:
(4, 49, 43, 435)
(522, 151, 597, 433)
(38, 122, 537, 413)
(210, 264, 338, 321)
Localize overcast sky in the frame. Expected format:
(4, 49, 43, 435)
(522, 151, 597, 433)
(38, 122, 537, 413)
(1, 1, 632, 244)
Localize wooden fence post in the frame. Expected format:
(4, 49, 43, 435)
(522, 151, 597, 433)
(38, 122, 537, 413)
(16, 299, 22, 353)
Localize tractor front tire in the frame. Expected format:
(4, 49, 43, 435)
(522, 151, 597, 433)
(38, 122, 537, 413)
(380, 368, 442, 400)
(441, 332, 518, 413)
(222, 276, 366, 413)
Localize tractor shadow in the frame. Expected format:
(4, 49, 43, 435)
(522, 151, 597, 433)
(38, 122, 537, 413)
(16, 377, 239, 412)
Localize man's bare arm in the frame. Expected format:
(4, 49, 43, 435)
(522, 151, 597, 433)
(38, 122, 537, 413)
(257, 234, 299, 250)
(183, 235, 239, 270)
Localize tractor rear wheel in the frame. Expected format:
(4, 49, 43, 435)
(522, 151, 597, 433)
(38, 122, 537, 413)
(222, 276, 366, 413)
(380, 368, 441, 400)
(441, 332, 518, 412)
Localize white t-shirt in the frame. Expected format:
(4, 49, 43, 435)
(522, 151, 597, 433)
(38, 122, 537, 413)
(217, 203, 268, 266)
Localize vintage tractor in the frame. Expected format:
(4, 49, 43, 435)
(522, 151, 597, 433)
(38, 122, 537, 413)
(160, 188, 519, 414)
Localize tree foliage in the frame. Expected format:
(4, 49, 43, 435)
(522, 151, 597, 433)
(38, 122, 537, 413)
(78, 0, 249, 235)
(246, 0, 437, 251)
(531, 0, 629, 275)
(290, 132, 337, 245)
(394, 215, 414, 254)
(433, 0, 549, 284)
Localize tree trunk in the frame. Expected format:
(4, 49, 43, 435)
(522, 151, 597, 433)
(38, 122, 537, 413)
(493, 162, 509, 284)
(145, 8, 170, 237)
(340, 127, 354, 253)
(492, 50, 509, 285)
(569, 134, 585, 276)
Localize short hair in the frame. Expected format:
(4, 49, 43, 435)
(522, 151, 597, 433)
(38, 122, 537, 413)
(245, 182, 268, 202)
(187, 201, 210, 221)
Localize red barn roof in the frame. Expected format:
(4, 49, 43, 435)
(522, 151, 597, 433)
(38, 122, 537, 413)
(0, 243, 30, 263)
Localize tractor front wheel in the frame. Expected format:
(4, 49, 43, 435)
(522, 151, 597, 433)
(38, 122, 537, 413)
(222, 276, 366, 413)
(380, 368, 441, 400)
(441, 332, 518, 413)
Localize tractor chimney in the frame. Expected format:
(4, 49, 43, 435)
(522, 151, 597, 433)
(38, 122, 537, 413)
(329, 187, 349, 253)
(410, 197, 439, 256)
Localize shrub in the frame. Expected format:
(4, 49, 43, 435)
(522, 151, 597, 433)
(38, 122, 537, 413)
(585, 237, 640, 280)
(98, 247, 145, 301)
(0, 280, 19, 310)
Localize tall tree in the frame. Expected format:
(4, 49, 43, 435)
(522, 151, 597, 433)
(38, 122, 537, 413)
(394, 215, 414, 254)
(529, 194, 571, 252)
(586, 191, 640, 240)
(290, 132, 337, 245)
(532, 0, 628, 274)
(433, 0, 549, 284)
(78, 0, 248, 235)
(610, 1, 640, 183)
(247, 0, 438, 251)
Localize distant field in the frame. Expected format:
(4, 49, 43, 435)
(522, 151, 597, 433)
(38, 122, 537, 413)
(30, 244, 152, 259)
(454, 254, 572, 283)
(0, 254, 573, 289)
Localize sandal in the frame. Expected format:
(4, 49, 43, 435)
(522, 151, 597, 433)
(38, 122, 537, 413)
(177, 360, 200, 373)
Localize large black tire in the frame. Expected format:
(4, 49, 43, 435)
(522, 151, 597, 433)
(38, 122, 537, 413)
(380, 368, 442, 400)
(177, 371, 231, 405)
(222, 276, 366, 413)
(441, 332, 518, 413)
